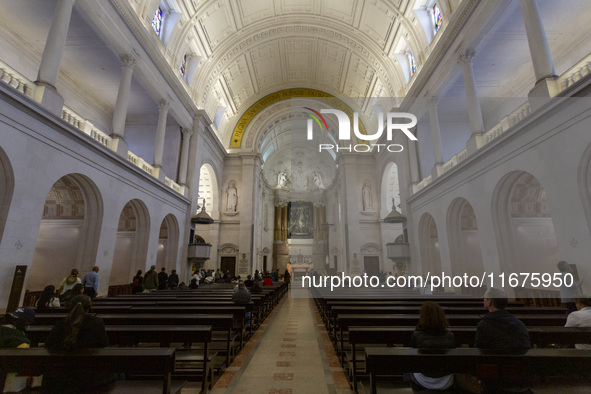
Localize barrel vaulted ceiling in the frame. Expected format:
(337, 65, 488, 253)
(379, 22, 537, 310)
(2, 0, 588, 153)
(130, 0, 432, 146)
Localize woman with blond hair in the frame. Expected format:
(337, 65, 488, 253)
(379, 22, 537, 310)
(57, 268, 82, 303)
(405, 301, 455, 391)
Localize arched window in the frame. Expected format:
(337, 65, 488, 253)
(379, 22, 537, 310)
(152, 7, 163, 35)
(180, 54, 187, 78)
(407, 51, 417, 77)
(432, 4, 443, 34)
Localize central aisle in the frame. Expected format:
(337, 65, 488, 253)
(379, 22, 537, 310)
(210, 292, 353, 393)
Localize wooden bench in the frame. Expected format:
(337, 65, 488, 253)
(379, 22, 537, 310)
(335, 314, 568, 363)
(364, 347, 591, 394)
(0, 347, 178, 394)
(328, 306, 565, 340)
(346, 326, 591, 392)
(26, 325, 214, 392)
(32, 313, 236, 369)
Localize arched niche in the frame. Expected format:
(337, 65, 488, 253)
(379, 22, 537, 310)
(0, 145, 15, 243)
(156, 213, 180, 271)
(29, 174, 103, 291)
(418, 213, 442, 276)
(447, 198, 484, 292)
(380, 162, 402, 218)
(493, 171, 558, 276)
(198, 163, 220, 214)
(109, 199, 150, 285)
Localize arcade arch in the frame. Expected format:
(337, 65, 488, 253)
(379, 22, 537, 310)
(29, 174, 103, 291)
(109, 200, 151, 286)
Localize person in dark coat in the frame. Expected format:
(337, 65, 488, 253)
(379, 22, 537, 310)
(284, 269, 291, 285)
(157, 267, 168, 290)
(475, 288, 531, 349)
(405, 302, 455, 391)
(131, 269, 143, 294)
(475, 288, 531, 393)
(168, 269, 179, 289)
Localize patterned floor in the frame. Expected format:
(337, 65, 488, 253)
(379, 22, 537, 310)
(203, 291, 354, 394)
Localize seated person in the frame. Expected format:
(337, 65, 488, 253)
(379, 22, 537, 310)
(405, 302, 455, 391)
(251, 280, 262, 294)
(44, 295, 113, 392)
(0, 307, 41, 392)
(565, 295, 591, 349)
(35, 285, 60, 309)
(263, 275, 273, 287)
(62, 283, 84, 310)
(476, 288, 531, 349)
(232, 282, 252, 327)
(475, 288, 531, 393)
(189, 278, 199, 289)
(244, 275, 254, 288)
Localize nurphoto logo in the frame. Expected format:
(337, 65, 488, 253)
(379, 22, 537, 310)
(304, 108, 418, 153)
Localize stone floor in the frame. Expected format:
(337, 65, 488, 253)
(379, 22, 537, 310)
(204, 291, 354, 394)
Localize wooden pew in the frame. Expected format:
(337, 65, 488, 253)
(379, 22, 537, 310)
(334, 314, 568, 363)
(0, 347, 177, 394)
(346, 326, 591, 392)
(26, 325, 213, 392)
(31, 313, 236, 369)
(364, 347, 591, 394)
(328, 306, 566, 340)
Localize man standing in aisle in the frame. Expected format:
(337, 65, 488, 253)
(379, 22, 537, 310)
(158, 267, 168, 290)
(143, 265, 159, 292)
(82, 266, 99, 299)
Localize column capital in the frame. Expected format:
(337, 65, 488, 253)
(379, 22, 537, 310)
(181, 127, 194, 139)
(158, 99, 171, 111)
(119, 54, 137, 69)
(458, 49, 475, 66)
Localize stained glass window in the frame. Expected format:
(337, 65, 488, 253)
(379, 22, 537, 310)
(180, 54, 187, 78)
(433, 4, 443, 34)
(152, 7, 163, 35)
(407, 51, 417, 76)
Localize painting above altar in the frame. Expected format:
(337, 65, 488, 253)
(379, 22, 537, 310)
(288, 202, 313, 239)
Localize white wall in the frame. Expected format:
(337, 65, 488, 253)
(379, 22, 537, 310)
(0, 86, 190, 308)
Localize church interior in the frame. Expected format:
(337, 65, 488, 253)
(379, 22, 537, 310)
(1, 0, 591, 392)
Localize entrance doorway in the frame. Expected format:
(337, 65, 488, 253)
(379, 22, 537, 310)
(364, 256, 380, 277)
(220, 256, 236, 277)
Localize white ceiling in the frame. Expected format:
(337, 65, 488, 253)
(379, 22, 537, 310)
(1, 0, 589, 153)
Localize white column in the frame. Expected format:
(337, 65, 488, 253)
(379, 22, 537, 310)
(520, 0, 556, 82)
(239, 154, 261, 277)
(338, 154, 362, 274)
(33, 0, 77, 116)
(153, 99, 170, 181)
(458, 50, 484, 154)
(111, 54, 137, 157)
(178, 127, 193, 187)
(407, 138, 420, 193)
(520, 0, 558, 100)
(427, 97, 444, 178)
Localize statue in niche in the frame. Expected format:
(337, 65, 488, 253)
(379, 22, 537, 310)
(313, 171, 325, 189)
(362, 183, 373, 211)
(277, 171, 289, 189)
(226, 182, 237, 212)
